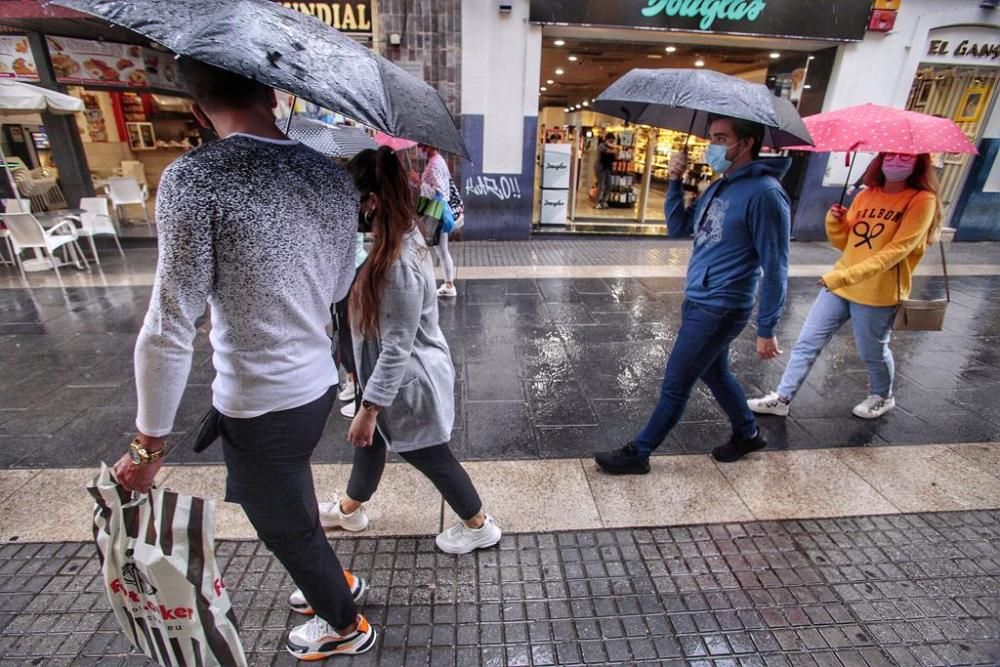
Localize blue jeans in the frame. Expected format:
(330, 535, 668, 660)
(634, 300, 757, 456)
(777, 289, 896, 400)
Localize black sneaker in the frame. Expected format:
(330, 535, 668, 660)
(594, 443, 651, 475)
(712, 431, 768, 463)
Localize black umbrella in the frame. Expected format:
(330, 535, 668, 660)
(52, 0, 469, 158)
(594, 69, 813, 148)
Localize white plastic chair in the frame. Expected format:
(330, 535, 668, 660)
(120, 160, 148, 187)
(64, 197, 125, 265)
(1, 199, 29, 268)
(106, 177, 151, 225)
(2, 211, 89, 280)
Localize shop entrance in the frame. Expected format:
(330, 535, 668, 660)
(534, 33, 826, 235)
(906, 66, 998, 222)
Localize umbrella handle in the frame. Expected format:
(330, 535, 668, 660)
(838, 151, 857, 207)
(283, 95, 298, 135)
(684, 113, 697, 156)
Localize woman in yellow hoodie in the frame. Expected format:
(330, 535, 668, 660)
(747, 152, 941, 419)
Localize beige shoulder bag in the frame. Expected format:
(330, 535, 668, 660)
(893, 239, 949, 331)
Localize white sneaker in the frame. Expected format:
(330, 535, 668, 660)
(852, 395, 895, 419)
(318, 496, 370, 532)
(747, 391, 790, 417)
(435, 515, 502, 554)
(437, 284, 457, 298)
(340, 402, 356, 419)
(288, 570, 367, 615)
(285, 614, 376, 660)
(338, 381, 355, 402)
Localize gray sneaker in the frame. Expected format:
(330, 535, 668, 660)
(852, 395, 895, 419)
(747, 392, 790, 417)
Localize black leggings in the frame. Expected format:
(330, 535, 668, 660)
(220, 387, 356, 630)
(346, 429, 482, 521)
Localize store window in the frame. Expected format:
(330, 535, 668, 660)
(906, 66, 997, 217)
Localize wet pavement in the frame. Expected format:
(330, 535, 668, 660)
(1, 511, 999, 666)
(2, 239, 999, 667)
(2, 274, 1000, 468)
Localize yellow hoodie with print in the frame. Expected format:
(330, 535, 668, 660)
(822, 187, 938, 307)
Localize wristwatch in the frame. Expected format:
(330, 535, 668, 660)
(361, 399, 381, 414)
(128, 438, 167, 465)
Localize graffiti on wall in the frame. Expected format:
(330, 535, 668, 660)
(464, 175, 522, 201)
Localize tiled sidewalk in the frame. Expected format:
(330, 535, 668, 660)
(2, 511, 999, 666)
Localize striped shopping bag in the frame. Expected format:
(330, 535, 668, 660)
(89, 464, 248, 667)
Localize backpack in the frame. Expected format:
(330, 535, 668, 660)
(447, 178, 464, 227)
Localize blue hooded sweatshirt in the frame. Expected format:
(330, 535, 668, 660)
(666, 158, 791, 338)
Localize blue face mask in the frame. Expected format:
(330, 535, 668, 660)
(705, 143, 734, 173)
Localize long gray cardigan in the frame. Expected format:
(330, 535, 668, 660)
(352, 228, 455, 452)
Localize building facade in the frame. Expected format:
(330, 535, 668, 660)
(458, 0, 1000, 241)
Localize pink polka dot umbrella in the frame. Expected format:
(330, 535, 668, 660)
(786, 103, 979, 203)
(788, 103, 979, 155)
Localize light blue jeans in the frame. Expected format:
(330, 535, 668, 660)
(777, 289, 896, 400)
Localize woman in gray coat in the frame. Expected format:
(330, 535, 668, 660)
(326, 146, 500, 555)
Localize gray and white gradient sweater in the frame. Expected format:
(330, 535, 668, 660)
(134, 134, 357, 436)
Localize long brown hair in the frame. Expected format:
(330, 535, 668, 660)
(861, 152, 943, 242)
(347, 147, 416, 338)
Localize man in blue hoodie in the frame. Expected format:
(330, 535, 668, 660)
(595, 114, 790, 474)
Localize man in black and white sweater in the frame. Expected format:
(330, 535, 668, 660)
(112, 59, 377, 660)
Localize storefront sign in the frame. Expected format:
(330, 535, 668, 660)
(928, 39, 1000, 61)
(529, 0, 872, 42)
(923, 26, 1000, 66)
(0, 36, 39, 80)
(279, 2, 373, 35)
(46, 36, 185, 92)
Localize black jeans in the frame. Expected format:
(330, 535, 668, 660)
(346, 429, 482, 521)
(220, 386, 356, 630)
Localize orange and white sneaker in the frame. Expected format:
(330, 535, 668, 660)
(285, 614, 376, 660)
(288, 570, 367, 616)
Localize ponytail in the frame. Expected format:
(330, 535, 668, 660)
(347, 147, 416, 338)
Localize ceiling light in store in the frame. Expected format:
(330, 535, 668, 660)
(769, 52, 781, 59)
(568, 55, 578, 62)
(582, 101, 589, 107)
(555, 68, 565, 75)
(694, 59, 705, 67)
(564, 107, 570, 112)
(803, 84, 812, 89)
(546, 79, 554, 84)
(554, 39, 566, 46)
(575, 104, 582, 109)
(647, 54, 663, 59)
(665, 46, 677, 53)
(540, 87, 547, 92)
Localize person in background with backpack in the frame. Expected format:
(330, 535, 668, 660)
(417, 143, 459, 298)
(747, 152, 941, 420)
